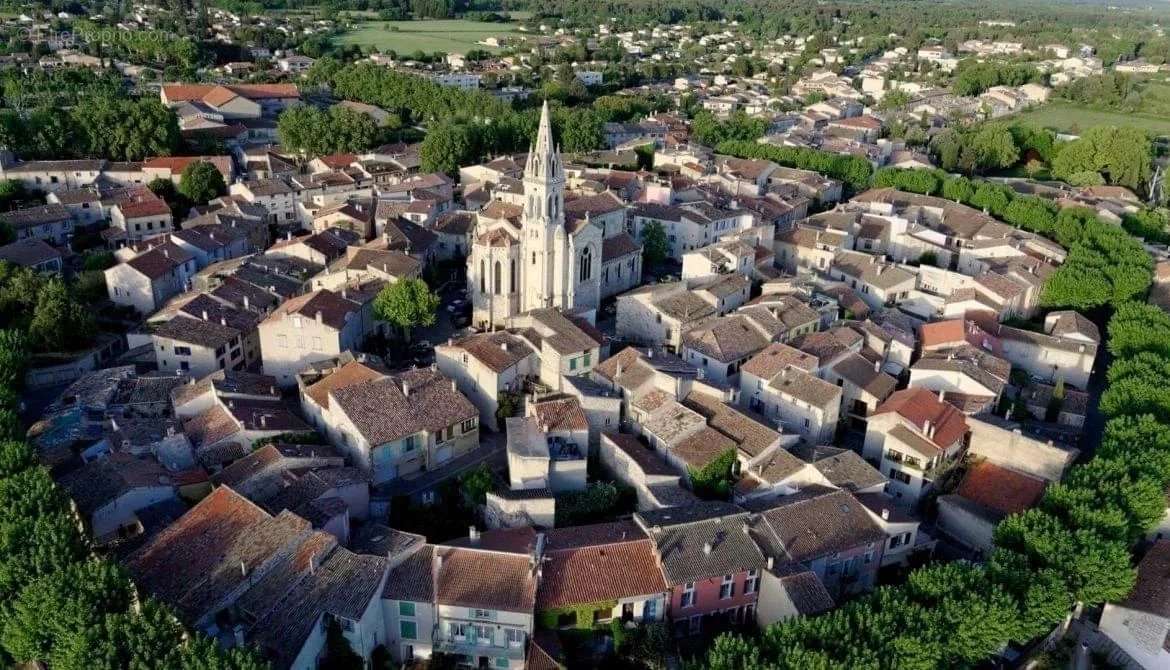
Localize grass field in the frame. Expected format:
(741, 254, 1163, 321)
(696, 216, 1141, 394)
(1012, 81, 1170, 137)
(336, 18, 522, 53)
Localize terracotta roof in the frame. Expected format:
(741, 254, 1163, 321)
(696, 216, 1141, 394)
(741, 342, 818, 379)
(531, 396, 589, 432)
(874, 387, 969, 449)
(538, 523, 667, 609)
(329, 368, 476, 445)
(162, 83, 299, 102)
(602, 232, 642, 261)
(382, 544, 434, 602)
(683, 391, 780, 458)
(919, 319, 966, 349)
(443, 331, 535, 373)
(264, 289, 360, 331)
(749, 487, 885, 563)
(304, 360, 386, 410)
(957, 461, 1046, 516)
(1122, 540, 1170, 618)
(434, 545, 537, 612)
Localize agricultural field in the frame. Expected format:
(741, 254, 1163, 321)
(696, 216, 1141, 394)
(336, 18, 524, 54)
(1013, 81, 1170, 137)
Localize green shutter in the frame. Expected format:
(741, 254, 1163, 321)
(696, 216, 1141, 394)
(398, 601, 415, 617)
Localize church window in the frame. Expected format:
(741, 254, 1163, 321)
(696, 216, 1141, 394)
(494, 262, 502, 295)
(510, 260, 516, 293)
(532, 252, 536, 265)
(579, 247, 593, 282)
(479, 260, 485, 293)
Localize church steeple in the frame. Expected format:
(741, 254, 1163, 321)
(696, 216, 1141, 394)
(525, 100, 562, 184)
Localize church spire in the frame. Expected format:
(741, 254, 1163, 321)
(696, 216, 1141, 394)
(525, 100, 561, 183)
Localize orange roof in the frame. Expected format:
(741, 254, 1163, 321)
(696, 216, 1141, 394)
(162, 83, 300, 103)
(304, 360, 386, 409)
(919, 319, 966, 349)
(874, 387, 968, 449)
(957, 461, 1046, 516)
(143, 155, 233, 180)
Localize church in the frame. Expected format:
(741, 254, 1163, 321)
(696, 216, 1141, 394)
(468, 102, 606, 330)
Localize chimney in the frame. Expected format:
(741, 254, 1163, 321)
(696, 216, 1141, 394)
(220, 317, 227, 326)
(873, 358, 881, 372)
(922, 419, 932, 438)
(402, 379, 411, 396)
(881, 508, 889, 521)
(938, 390, 946, 404)
(243, 295, 249, 310)
(201, 309, 209, 321)
(315, 310, 323, 323)
(766, 556, 774, 569)
(469, 526, 480, 542)
(500, 341, 509, 352)
(260, 415, 267, 428)
(702, 542, 713, 555)
(239, 560, 248, 577)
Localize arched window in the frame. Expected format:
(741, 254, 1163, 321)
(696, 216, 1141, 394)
(532, 252, 537, 265)
(548, 195, 555, 219)
(494, 261, 502, 295)
(510, 259, 517, 293)
(479, 259, 485, 293)
(579, 247, 593, 282)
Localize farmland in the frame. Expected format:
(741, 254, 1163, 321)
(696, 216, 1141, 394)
(335, 18, 523, 54)
(1013, 81, 1170, 136)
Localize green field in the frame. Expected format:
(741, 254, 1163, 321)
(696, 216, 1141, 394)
(336, 19, 523, 53)
(1012, 81, 1170, 137)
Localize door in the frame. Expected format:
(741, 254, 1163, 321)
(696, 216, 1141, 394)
(622, 602, 634, 622)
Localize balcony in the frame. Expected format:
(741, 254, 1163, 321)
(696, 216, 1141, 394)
(433, 633, 527, 661)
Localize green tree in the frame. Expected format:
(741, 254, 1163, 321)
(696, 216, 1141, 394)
(640, 221, 669, 268)
(1052, 126, 1152, 192)
(419, 119, 476, 175)
(28, 279, 95, 353)
(320, 618, 363, 670)
(372, 277, 439, 341)
(459, 463, 494, 507)
(178, 161, 227, 205)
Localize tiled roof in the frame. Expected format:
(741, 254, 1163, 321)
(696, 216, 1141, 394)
(382, 544, 434, 602)
(811, 449, 886, 492)
(443, 331, 535, 373)
(682, 315, 769, 363)
(264, 289, 360, 331)
(873, 387, 969, 449)
(741, 342, 818, 379)
(57, 452, 172, 517)
(750, 487, 885, 563)
(434, 545, 537, 612)
(538, 523, 667, 609)
(329, 368, 476, 445)
(957, 461, 1046, 517)
(682, 391, 780, 459)
(768, 366, 842, 408)
(832, 353, 897, 398)
(636, 502, 767, 585)
(602, 232, 642, 261)
(531, 396, 589, 432)
(1122, 540, 1170, 618)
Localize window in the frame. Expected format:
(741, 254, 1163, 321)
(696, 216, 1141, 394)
(495, 659, 509, 669)
(688, 615, 701, 635)
(277, 334, 288, 348)
(579, 246, 593, 282)
(744, 569, 759, 595)
(450, 622, 469, 640)
(399, 601, 415, 617)
(719, 574, 735, 599)
(461, 418, 477, 432)
(473, 608, 492, 619)
(475, 624, 493, 644)
(680, 582, 696, 608)
(570, 357, 577, 371)
(494, 261, 502, 295)
(510, 259, 516, 293)
(506, 629, 525, 647)
(174, 346, 192, 356)
(583, 353, 591, 367)
(400, 620, 417, 639)
(480, 260, 486, 293)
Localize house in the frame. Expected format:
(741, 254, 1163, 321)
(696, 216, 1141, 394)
(110, 193, 174, 242)
(431, 529, 539, 669)
(908, 345, 1010, 413)
(150, 293, 262, 378)
(182, 398, 310, 468)
(505, 397, 589, 493)
(105, 243, 198, 315)
(748, 486, 886, 598)
(1098, 540, 1170, 669)
(126, 486, 389, 670)
(829, 250, 915, 309)
(616, 282, 718, 351)
(160, 83, 300, 119)
(862, 388, 970, 508)
(936, 461, 1047, 554)
(380, 542, 436, 664)
(635, 502, 768, 636)
(827, 353, 898, 426)
(56, 452, 177, 540)
(856, 492, 930, 567)
(505, 309, 603, 392)
(434, 331, 538, 431)
(0, 238, 63, 273)
(754, 568, 834, 627)
(993, 310, 1099, 390)
(0, 203, 74, 245)
(598, 432, 698, 511)
(278, 54, 315, 72)
(739, 343, 841, 443)
(321, 367, 479, 484)
(774, 226, 845, 275)
(537, 521, 669, 628)
(681, 315, 771, 384)
(171, 368, 281, 419)
(259, 288, 382, 387)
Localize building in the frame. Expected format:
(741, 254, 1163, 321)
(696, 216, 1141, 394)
(468, 103, 603, 328)
(0, 203, 74, 245)
(635, 502, 768, 636)
(320, 367, 479, 484)
(505, 397, 589, 493)
(739, 343, 841, 443)
(1098, 540, 1170, 669)
(258, 289, 380, 386)
(105, 243, 198, 315)
(434, 331, 538, 431)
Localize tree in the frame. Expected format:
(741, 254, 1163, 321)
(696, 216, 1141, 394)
(1052, 126, 1152, 192)
(419, 119, 476, 175)
(641, 221, 669, 268)
(459, 463, 494, 507)
(28, 279, 95, 353)
(178, 161, 227, 205)
(372, 277, 439, 341)
(320, 619, 363, 670)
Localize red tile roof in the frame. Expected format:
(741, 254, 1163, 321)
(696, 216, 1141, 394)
(537, 523, 667, 609)
(957, 461, 1046, 516)
(919, 319, 966, 349)
(874, 387, 968, 449)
